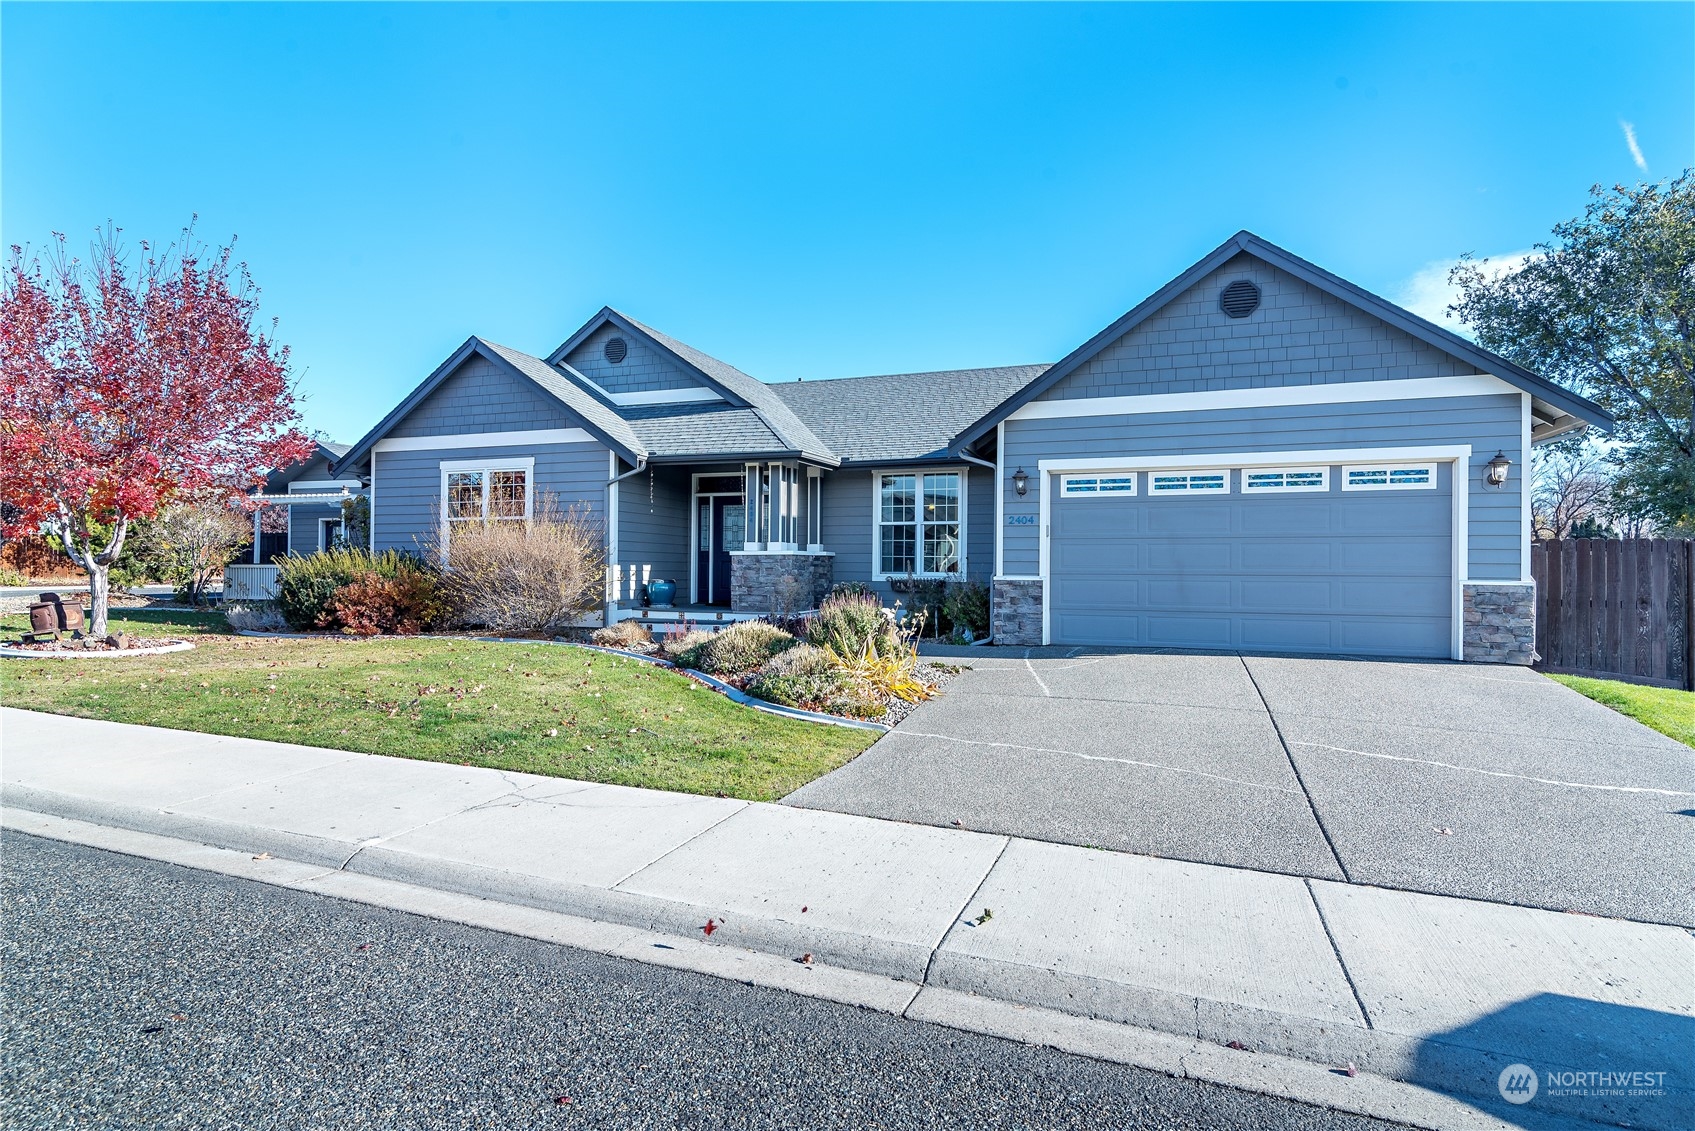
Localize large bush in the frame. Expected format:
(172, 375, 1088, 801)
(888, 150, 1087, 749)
(807, 592, 900, 660)
(680, 620, 797, 675)
(328, 570, 444, 636)
(943, 579, 991, 639)
(435, 496, 604, 635)
(274, 547, 440, 632)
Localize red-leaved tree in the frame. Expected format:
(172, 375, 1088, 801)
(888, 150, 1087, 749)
(0, 224, 314, 636)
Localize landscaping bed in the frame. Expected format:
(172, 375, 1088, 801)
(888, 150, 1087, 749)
(0, 610, 877, 802)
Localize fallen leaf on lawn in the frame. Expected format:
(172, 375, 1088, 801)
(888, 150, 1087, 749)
(702, 919, 718, 937)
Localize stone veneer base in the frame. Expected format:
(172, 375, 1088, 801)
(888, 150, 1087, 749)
(730, 552, 834, 613)
(1461, 580, 1537, 665)
(991, 579, 1044, 646)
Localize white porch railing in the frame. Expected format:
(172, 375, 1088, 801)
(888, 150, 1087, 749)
(223, 564, 280, 601)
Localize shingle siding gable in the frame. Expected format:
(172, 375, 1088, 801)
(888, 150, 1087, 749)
(1040, 253, 1476, 402)
(565, 322, 712, 396)
(387, 355, 582, 438)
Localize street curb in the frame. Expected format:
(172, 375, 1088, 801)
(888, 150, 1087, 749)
(0, 806, 1604, 1131)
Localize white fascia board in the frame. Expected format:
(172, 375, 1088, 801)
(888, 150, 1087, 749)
(374, 428, 594, 452)
(287, 479, 363, 491)
(1036, 445, 1472, 474)
(605, 387, 721, 406)
(1008, 373, 1515, 422)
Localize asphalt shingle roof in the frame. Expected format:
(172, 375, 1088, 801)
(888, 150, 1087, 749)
(769, 364, 1052, 463)
(620, 402, 788, 459)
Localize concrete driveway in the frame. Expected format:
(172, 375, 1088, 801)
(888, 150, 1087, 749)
(785, 648, 1695, 927)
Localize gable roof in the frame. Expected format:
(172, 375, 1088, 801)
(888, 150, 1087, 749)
(547, 307, 838, 465)
(950, 230, 1614, 450)
(772, 364, 1051, 463)
(333, 337, 647, 474)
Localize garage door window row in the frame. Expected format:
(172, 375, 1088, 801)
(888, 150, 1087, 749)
(1057, 462, 1440, 500)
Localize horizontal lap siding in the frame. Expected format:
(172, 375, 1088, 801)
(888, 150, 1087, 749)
(288, 502, 343, 555)
(372, 441, 609, 556)
(1001, 394, 1522, 580)
(616, 464, 691, 586)
(389, 355, 580, 438)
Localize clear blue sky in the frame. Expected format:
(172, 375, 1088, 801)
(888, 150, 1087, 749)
(4, 2, 1690, 443)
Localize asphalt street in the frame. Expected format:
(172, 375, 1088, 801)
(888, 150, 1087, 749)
(0, 833, 1403, 1131)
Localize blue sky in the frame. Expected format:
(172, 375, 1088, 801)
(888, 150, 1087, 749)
(4, 2, 1690, 444)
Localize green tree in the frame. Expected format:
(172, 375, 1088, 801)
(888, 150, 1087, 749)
(1449, 173, 1695, 530)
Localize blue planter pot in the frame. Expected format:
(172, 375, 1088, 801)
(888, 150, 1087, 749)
(647, 579, 677, 608)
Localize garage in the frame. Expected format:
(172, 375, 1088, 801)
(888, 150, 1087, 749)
(1044, 459, 1455, 658)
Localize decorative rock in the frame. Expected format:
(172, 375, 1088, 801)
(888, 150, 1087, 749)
(105, 632, 133, 650)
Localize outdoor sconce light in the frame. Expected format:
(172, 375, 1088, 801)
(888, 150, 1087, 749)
(1012, 467, 1028, 496)
(1486, 450, 1511, 487)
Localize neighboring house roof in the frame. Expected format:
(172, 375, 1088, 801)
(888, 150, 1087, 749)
(333, 337, 648, 474)
(951, 230, 1614, 450)
(771, 364, 1052, 464)
(262, 440, 354, 492)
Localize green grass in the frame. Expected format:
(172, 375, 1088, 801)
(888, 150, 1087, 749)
(1547, 674, 1695, 749)
(0, 610, 876, 801)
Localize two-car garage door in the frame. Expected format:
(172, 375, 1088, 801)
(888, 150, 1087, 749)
(1046, 461, 1453, 658)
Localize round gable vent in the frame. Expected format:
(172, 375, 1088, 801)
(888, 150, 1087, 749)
(603, 336, 628, 364)
(1219, 279, 1261, 318)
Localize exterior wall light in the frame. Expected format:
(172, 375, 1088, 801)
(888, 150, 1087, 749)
(1486, 451, 1511, 487)
(1012, 467, 1028, 496)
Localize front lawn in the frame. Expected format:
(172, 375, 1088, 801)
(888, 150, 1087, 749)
(0, 610, 877, 801)
(1547, 674, 1695, 749)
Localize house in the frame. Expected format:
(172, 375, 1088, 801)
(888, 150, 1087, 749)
(328, 232, 1611, 663)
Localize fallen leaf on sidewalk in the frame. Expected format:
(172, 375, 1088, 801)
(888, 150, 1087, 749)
(1435, 827, 1453, 836)
(1343, 1062, 1358, 1077)
(553, 1095, 572, 1105)
(251, 852, 272, 861)
(973, 908, 993, 926)
(1225, 1040, 1247, 1051)
(702, 919, 718, 937)
(797, 953, 813, 965)
(800, 906, 808, 913)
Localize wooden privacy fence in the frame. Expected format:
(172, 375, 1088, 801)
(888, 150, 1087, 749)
(1531, 538, 1694, 690)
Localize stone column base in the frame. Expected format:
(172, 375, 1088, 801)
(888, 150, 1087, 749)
(991, 578, 1044, 646)
(1463, 581, 1537, 665)
(729, 552, 833, 613)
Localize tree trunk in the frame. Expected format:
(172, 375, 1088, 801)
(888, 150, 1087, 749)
(87, 562, 111, 638)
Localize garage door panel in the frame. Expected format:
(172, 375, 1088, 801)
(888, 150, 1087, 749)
(1146, 615, 1234, 648)
(1048, 463, 1452, 659)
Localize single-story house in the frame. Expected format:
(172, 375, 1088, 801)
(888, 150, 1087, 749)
(322, 231, 1610, 663)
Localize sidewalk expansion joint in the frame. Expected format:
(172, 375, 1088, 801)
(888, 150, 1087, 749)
(1304, 877, 1374, 1030)
(605, 800, 749, 891)
(918, 835, 1012, 990)
(1239, 654, 1353, 883)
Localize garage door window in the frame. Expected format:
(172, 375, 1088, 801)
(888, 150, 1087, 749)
(1060, 474, 1136, 497)
(877, 472, 961, 577)
(1242, 467, 1329, 493)
(1149, 470, 1229, 495)
(1342, 463, 1436, 491)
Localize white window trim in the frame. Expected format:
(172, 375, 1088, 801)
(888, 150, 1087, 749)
(438, 456, 535, 554)
(318, 516, 346, 552)
(1059, 473, 1137, 497)
(1241, 466, 1330, 494)
(1148, 469, 1231, 495)
(870, 467, 968, 581)
(1034, 446, 1470, 659)
(1341, 462, 1438, 491)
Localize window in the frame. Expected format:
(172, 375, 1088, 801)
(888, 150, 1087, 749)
(1149, 470, 1230, 494)
(877, 471, 962, 577)
(1061, 474, 1136, 497)
(441, 458, 533, 536)
(1241, 466, 1329, 494)
(1342, 463, 1436, 491)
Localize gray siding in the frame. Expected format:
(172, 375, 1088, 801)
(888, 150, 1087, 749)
(1043, 253, 1474, 401)
(565, 323, 715, 396)
(372, 440, 610, 556)
(615, 463, 691, 588)
(817, 465, 993, 605)
(288, 501, 345, 554)
(389, 355, 581, 439)
(1000, 394, 1524, 580)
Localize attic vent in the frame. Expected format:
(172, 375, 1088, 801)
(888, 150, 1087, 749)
(1219, 280, 1261, 318)
(603, 336, 628, 364)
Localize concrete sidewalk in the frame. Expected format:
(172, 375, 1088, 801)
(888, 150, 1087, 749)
(2, 707, 1689, 1131)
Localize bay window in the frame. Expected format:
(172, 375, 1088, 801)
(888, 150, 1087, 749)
(876, 470, 963, 578)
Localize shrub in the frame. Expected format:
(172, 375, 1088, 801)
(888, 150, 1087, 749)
(807, 592, 899, 659)
(434, 495, 604, 635)
(747, 669, 852, 711)
(141, 499, 252, 606)
(327, 570, 444, 636)
(757, 642, 834, 678)
(0, 564, 26, 587)
(592, 620, 653, 648)
(274, 547, 438, 631)
(689, 620, 798, 676)
(661, 628, 716, 666)
(827, 581, 874, 600)
(222, 600, 289, 633)
(943, 579, 991, 639)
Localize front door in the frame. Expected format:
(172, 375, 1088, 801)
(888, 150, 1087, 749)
(697, 495, 744, 606)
